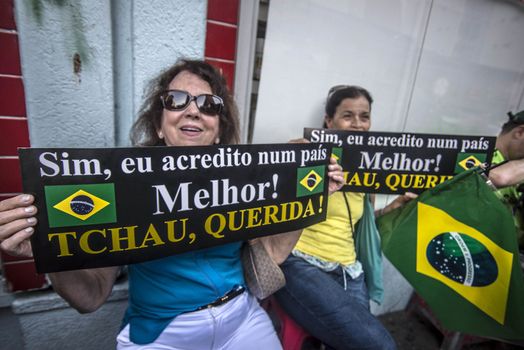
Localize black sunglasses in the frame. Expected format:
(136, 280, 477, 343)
(327, 85, 351, 99)
(326, 84, 367, 100)
(160, 90, 223, 115)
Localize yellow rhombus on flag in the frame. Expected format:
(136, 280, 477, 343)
(416, 202, 513, 324)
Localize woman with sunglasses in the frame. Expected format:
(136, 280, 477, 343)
(275, 85, 414, 350)
(0, 59, 344, 349)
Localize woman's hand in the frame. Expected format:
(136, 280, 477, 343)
(0, 194, 37, 257)
(288, 137, 309, 144)
(287, 137, 343, 194)
(377, 192, 418, 217)
(327, 157, 345, 195)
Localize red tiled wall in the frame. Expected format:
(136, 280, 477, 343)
(0, 0, 47, 292)
(205, 0, 239, 91)
(0, 0, 16, 30)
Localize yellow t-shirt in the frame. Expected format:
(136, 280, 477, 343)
(294, 192, 364, 265)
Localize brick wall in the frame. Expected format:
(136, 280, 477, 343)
(0, 0, 47, 291)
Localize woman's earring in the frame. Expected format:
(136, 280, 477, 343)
(158, 131, 164, 139)
(215, 137, 220, 144)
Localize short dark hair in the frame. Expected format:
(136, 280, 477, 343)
(130, 59, 240, 146)
(500, 110, 524, 134)
(323, 85, 373, 127)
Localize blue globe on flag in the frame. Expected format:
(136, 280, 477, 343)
(426, 232, 498, 287)
(69, 195, 95, 215)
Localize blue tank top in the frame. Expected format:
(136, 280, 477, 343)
(122, 242, 245, 344)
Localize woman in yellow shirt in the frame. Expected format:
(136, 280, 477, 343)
(275, 85, 411, 350)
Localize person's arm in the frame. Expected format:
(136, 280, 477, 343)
(48, 267, 120, 313)
(0, 194, 119, 313)
(257, 230, 302, 265)
(375, 192, 418, 217)
(488, 158, 524, 188)
(258, 157, 344, 264)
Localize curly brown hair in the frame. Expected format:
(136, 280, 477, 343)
(130, 59, 240, 146)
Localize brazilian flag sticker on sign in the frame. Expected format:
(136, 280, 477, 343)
(331, 147, 343, 165)
(454, 153, 487, 173)
(296, 165, 325, 197)
(45, 183, 117, 228)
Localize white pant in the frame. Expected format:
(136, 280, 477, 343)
(116, 292, 282, 350)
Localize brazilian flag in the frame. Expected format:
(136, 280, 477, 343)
(454, 153, 487, 173)
(377, 170, 524, 340)
(45, 183, 117, 228)
(296, 165, 325, 197)
(331, 147, 343, 165)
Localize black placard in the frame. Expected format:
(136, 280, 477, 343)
(19, 143, 332, 272)
(304, 128, 496, 194)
